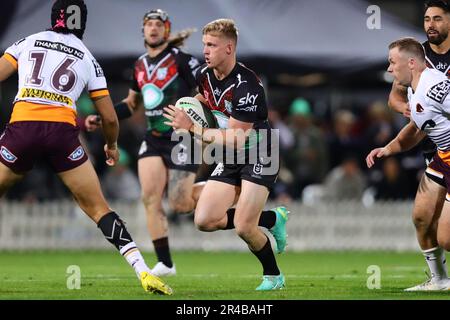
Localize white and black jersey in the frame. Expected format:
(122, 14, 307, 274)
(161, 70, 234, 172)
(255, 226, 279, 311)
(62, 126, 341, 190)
(410, 68, 450, 151)
(196, 62, 278, 189)
(195, 62, 270, 132)
(420, 41, 450, 160)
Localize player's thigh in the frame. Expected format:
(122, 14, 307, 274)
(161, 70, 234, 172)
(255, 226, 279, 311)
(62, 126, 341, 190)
(195, 180, 238, 224)
(138, 156, 167, 199)
(233, 180, 269, 228)
(0, 161, 24, 195)
(57, 160, 110, 212)
(167, 169, 195, 203)
(414, 174, 446, 226)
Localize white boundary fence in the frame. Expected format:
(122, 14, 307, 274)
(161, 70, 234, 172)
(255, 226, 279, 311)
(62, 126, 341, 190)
(0, 200, 419, 251)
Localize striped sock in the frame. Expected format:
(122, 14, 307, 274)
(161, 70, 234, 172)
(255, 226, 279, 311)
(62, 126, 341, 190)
(120, 242, 151, 278)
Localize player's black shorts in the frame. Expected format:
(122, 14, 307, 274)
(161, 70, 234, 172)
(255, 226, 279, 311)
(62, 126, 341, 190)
(422, 137, 437, 165)
(194, 163, 216, 184)
(138, 131, 199, 173)
(207, 158, 279, 190)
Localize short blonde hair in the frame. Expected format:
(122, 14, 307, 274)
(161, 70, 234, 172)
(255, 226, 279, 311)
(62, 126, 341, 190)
(388, 37, 425, 62)
(202, 18, 238, 43)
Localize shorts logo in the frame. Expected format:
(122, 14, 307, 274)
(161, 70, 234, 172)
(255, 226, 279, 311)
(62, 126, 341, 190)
(68, 146, 85, 161)
(177, 143, 188, 164)
(253, 162, 263, 175)
(0, 146, 17, 163)
(211, 163, 224, 176)
(138, 141, 147, 156)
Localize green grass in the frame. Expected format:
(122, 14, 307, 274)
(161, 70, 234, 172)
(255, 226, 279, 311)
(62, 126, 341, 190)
(0, 250, 449, 300)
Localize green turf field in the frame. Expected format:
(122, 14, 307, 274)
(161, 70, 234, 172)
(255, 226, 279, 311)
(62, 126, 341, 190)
(0, 250, 449, 300)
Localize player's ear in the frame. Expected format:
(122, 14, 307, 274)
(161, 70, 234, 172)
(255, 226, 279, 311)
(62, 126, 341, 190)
(407, 57, 415, 70)
(226, 40, 233, 55)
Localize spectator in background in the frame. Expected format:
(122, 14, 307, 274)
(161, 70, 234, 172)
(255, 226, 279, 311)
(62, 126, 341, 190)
(365, 101, 398, 153)
(102, 148, 141, 201)
(327, 109, 363, 170)
(284, 98, 328, 198)
(268, 107, 295, 202)
(372, 157, 412, 201)
(322, 155, 366, 201)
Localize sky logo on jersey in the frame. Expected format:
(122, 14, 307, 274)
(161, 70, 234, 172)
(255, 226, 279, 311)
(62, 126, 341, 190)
(238, 93, 258, 107)
(68, 146, 85, 161)
(0, 146, 17, 163)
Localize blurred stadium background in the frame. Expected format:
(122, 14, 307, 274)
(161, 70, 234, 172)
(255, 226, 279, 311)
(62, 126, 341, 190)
(0, 0, 432, 252)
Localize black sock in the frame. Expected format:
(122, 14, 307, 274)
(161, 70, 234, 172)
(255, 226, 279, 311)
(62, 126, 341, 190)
(251, 236, 280, 276)
(224, 208, 276, 230)
(97, 212, 134, 251)
(153, 237, 173, 268)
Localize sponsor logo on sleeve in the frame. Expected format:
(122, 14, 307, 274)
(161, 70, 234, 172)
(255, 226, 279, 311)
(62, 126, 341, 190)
(427, 80, 450, 104)
(92, 59, 104, 77)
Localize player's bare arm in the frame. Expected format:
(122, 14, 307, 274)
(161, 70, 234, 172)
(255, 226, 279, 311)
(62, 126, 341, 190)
(92, 95, 119, 166)
(85, 89, 142, 131)
(366, 121, 426, 168)
(0, 55, 17, 81)
(163, 105, 253, 148)
(388, 80, 410, 117)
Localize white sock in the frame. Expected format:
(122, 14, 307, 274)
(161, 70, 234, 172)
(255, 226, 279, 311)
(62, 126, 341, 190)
(422, 247, 448, 281)
(120, 242, 151, 279)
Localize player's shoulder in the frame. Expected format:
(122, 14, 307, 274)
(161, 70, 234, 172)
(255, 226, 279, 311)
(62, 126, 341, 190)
(169, 46, 190, 57)
(195, 63, 209, 79)
(233, 63, 264, 91)
(135, 52, 148, 63)
(422, 68, 450, 104)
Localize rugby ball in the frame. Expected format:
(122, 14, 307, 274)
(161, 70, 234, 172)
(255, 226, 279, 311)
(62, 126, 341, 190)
(211, 110, 229, 129)
(175, 97, 217, 128)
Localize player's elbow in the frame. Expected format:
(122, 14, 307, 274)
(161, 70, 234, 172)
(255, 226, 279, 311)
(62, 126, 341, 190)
(101, 114, 119, 128)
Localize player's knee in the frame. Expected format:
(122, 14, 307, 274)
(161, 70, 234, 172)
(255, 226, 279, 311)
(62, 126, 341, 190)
(234, 222, 255, 240)
(412, 212, 432, 231)
(194, 213, 215, 231)
(141, 189, 162, 208)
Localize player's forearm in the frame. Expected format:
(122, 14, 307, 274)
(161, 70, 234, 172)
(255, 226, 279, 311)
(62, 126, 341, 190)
(101, 119, 119, 149)
(0, 56, 17, 82)
(385, 122, 425, 155)
(191, 126, 249, 149)
(93, 95, 119, 148)
(388, 81, 409, 114)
